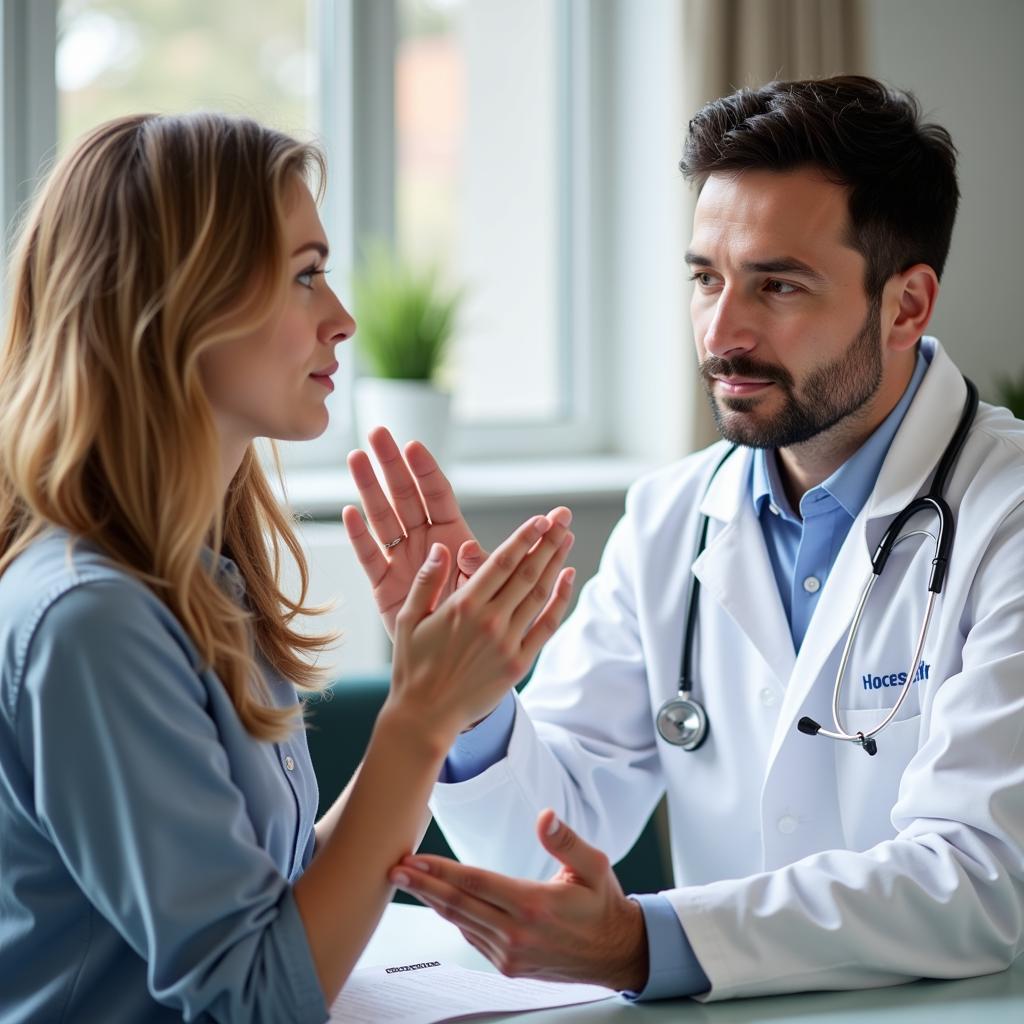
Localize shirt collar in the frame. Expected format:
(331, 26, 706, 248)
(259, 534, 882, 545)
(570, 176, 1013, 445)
(201, 546, 247, 601)
(752, 345, 930, 522)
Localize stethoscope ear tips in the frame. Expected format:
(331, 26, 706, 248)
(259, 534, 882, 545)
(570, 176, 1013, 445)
(798, 717, 878, 755)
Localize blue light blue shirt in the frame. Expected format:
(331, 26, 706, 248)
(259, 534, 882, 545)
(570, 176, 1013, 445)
(444, 348, 930, 1000)
(753, 348, 929, 651)
(0, 530, 328, 1023)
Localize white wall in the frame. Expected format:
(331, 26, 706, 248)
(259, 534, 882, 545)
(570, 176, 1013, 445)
(865, 0, 1024, 398)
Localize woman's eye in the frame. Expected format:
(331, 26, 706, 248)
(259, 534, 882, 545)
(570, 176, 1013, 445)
(296, 266, 325, 289)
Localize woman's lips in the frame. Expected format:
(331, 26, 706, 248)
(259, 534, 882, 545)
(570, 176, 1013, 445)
(309, 360, 339, 392)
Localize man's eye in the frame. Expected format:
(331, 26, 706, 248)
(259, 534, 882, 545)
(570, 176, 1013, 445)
(688, 272, 715, 287)
(765, 279, 799, 295)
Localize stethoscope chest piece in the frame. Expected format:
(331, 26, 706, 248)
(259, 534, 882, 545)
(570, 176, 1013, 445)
(656, 695, 709, 750)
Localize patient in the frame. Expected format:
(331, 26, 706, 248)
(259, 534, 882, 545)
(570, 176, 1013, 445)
(0, 112, 575, 1022)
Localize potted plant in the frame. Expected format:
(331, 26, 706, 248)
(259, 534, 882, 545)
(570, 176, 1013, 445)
(351, 242, 463, 465)
(993, 367, 1024, 420)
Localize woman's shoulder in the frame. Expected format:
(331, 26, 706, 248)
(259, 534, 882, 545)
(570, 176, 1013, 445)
(0, 529, 153, 620)
(0, 531, 196, 709)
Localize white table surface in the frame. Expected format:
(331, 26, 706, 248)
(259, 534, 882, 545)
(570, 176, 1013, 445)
(355, 903, 1024, 1023)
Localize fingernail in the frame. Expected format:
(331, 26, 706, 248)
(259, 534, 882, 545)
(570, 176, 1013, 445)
(427, 543, 443, 563)
(392, 870, 411, 887)
(546, 814, 560, 836)
(533, 516, 552, 534)
(405, 858, 431, 873)
(553, 508, 573, 527)
(564, 568, 576, 587)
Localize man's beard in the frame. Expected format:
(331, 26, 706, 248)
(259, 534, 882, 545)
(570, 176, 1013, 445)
(700, 297, 883, 450)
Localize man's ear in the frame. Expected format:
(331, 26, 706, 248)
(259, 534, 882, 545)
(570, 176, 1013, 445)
(882, 263, 939, 352)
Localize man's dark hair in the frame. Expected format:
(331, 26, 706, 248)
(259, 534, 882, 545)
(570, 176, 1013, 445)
(680, 75, 959, 299)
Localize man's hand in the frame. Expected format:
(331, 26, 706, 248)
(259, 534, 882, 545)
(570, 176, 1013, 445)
(343, 426, 571, 638)
(389, 810, 650, 992)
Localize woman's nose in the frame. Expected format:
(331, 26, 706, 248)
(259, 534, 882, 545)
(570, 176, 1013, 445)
(323, 294, 356, 344)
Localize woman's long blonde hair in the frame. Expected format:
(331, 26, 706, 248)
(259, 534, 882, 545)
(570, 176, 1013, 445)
(0, 112, 336, 740)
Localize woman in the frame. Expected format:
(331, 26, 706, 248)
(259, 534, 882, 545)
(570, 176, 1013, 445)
(0, 113, 575, 1022)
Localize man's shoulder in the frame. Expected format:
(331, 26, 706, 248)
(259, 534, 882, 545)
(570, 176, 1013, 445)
(972, 400, 1024, 458)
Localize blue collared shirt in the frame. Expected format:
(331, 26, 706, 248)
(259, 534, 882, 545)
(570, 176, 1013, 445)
(444, 348, 930, 1000)
(0, 530, 327, 1023)
(753, 349, 929, 651)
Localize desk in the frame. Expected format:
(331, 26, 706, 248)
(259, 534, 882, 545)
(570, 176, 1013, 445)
(358, 904, 1024, 1023)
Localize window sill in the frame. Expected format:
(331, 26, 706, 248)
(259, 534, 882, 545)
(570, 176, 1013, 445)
(275, 455, 657, 518)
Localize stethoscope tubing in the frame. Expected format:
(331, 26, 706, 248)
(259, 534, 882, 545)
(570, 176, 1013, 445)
(660, 376, 979, 755)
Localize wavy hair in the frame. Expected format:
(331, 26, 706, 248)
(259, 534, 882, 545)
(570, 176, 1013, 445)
(0, 112, 336, 740)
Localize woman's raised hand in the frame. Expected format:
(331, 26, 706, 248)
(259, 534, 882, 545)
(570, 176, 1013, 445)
(386, 514, 576, 744)
(343, 428, 484, 638)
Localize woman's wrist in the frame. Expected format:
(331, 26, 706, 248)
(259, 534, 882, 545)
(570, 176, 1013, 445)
(373, 697, 456, 766)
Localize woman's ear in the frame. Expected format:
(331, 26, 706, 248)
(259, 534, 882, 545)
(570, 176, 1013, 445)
(882, 263, 939, 352)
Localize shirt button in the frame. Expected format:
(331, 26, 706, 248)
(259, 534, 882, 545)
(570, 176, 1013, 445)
(778, 815, 798, 835)
(802, 576, 821, 594)
(760, 687, 777, 707)
(284, 755, 296, 772)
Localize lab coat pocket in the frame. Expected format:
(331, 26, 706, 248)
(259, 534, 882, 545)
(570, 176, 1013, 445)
(834, 708, 922, 852)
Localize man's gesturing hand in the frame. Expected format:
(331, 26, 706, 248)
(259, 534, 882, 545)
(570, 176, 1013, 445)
(388, 810, 650, 993)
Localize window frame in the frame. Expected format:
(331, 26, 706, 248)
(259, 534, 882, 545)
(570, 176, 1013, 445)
(1, 0, 57, 262)
(324, 0, 610, 462)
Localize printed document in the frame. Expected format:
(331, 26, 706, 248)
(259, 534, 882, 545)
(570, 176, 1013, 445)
(330, 959, 615, 1023)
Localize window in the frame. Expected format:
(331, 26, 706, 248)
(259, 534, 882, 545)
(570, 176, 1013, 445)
(4, 0, 606, 464)
(397, 0, 566, 427)
(57, 0, 314, 149)
(350, 0, 605, 459)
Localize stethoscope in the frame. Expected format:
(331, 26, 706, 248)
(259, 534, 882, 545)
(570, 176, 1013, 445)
(655, 377, 979, 757)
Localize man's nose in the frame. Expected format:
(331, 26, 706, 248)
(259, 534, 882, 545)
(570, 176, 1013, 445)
(700, 288, 756, 360)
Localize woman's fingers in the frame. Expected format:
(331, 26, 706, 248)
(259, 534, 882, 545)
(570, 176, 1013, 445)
(459, 515, 553, 606)
(394, 544, 452, 636)
(405, 440, 463, 526)
(341, 504, 389, 589)
(520, 567, 576, 663)
(369, 428, 430, 531)
(347, 448, 406, 549)
(456, 539, 488, 584)
(487, 508, 573, 621)
(506, 532, 574, 637)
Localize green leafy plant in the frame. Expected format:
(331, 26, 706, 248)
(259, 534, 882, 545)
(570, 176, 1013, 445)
(992, 367, 1024, 420)
(352, 241, 463, 382)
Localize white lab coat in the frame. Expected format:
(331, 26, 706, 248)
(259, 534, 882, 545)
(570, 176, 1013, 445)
(430, 337, 1024, 1000)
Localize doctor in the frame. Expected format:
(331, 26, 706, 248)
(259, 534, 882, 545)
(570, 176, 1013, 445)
(343, 75, 1024, 1001)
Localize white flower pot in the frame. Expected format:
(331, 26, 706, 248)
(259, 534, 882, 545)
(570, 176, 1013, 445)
(354, 378, 453, 465)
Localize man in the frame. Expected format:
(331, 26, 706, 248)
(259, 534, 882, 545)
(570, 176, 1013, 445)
(343, 76, 1024, 1001)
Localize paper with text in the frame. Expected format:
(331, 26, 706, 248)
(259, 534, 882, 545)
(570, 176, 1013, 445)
(330, 960, 615, 1023)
